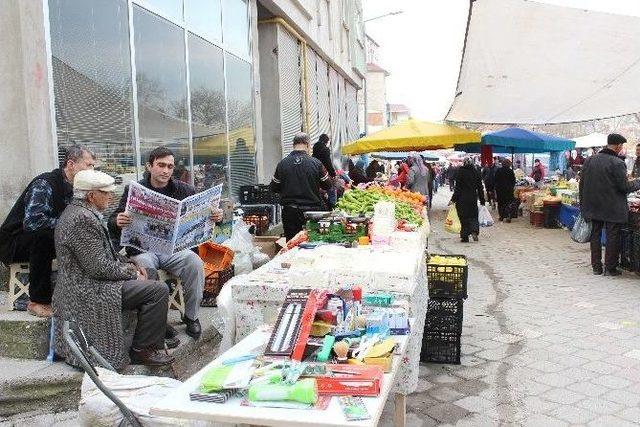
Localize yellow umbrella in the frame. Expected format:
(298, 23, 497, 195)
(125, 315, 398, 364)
(341, 119, 481, 155)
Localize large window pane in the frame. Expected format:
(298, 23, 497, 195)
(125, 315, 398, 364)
(133, 6, 191, 182)
(188, 33, 228, 194)
(49, 0, 135, 212)
(136, 0, 183, 22)
(226, 53, 255, 199)
(223, 0, 250, 59)
(186, 0, 222, 43)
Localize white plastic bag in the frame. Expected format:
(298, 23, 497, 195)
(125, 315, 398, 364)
(478, 205, 494, 227)
(571, 213, 592, 243)
(222, 220, 254, 253)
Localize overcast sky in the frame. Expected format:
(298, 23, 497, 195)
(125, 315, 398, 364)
(363, 0, 640, 122)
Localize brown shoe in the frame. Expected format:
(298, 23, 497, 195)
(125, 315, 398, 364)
(27, 302, 52, 318)
(129, 348, 175, 366)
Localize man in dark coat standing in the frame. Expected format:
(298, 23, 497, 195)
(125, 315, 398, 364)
(580, 134, 640, 276)
(494, 159, 517, 223)
(312, 134, 337, 208)
(451, 158, 486, 242)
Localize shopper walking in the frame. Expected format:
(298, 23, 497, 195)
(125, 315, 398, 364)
(580, 133, 640, 276)
(494, 159, 517, 223)
(406, 153, 430, 197)
(271, 132, 333, 240)
(481, 160, 498, 209)
(450, 158, 486, 242)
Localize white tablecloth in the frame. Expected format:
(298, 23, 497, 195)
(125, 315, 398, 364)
(216, 241, 428, 395)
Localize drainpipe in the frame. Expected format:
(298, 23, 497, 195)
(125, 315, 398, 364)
(258, 17, 311, 134)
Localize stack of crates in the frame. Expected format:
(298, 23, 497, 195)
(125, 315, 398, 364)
(421, 254, 468, 364)
(238, 185, 281, 235)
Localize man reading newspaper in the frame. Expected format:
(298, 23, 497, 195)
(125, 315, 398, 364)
(109, 147, 223, 340)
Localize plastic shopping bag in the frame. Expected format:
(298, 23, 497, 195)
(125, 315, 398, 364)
(444, 204, 461, 234)
(570, 213, 592, 243)
(478, 205, 494, 227)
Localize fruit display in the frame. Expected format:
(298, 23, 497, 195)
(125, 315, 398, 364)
(335, 187, 425, 226)
(427, 255, 467, 266)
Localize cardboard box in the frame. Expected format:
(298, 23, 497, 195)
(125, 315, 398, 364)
(253, 236, 281, 259)
(314, 365, 384, 396)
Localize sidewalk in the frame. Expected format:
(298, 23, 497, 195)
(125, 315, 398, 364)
(380, 189, 640, 426)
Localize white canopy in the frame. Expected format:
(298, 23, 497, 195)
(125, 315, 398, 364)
(573, 133, 608, 149)
(446, 0, 640, 124)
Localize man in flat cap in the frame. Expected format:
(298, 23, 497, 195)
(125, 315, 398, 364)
(53, 170, 173, 368)
(580, 133, 640, 276)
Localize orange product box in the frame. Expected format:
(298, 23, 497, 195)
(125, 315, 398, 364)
(315, 365, 384, 396)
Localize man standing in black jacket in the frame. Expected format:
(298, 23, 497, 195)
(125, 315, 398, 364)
(312, 134, 337, 208)
(271, 133, 333, 240)
(580, 134, 640, 276)
(0, 145, 95, 317)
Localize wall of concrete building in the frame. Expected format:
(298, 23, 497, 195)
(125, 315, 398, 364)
(366, 69, 387, 133)
(0, 0, 56, 220)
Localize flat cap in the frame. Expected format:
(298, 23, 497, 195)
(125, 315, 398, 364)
(74, 170, 116, 192)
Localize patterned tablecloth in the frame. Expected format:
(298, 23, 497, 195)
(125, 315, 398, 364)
(216, 240, 428, 395)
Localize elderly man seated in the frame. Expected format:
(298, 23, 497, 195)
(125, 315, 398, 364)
(53, 170, 173, 368)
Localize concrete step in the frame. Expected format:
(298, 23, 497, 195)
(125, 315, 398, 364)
(0, 292, 51, 360)
(0, 306, 222, 418)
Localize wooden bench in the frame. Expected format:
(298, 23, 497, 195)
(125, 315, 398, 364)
(5, 262, 186, 317)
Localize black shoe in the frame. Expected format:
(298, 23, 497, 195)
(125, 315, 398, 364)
(164, 336, 180, 349)
(165, 324, 179, 339)
(604, 269, 622, 277)
(460, 238, 469, 243)
(471, 233, 479, 242)
(130, 348, 174, 366)
(505, 218, 512, 223)
(499, 217, 504, 222)
(183, 317, 202, 340)
(592, 267, 603, 275)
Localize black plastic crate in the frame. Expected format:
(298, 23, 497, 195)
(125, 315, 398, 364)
(240, 205, 274, 222)
(620, 227, 634, 271)
(426, 255, 468, 299)
(420, 330, 461, 364)
(239, 185, 279, 204)
(425, 298, 464, 333)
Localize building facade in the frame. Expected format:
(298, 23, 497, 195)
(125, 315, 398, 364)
(0, 0, 364, 219)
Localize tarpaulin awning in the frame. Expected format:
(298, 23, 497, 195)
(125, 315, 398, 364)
(446, 0, 640, 124)
(370, 151, 441, 161)
(341, 119, 481, 155)
(573, 132, 608, 149)
(455, 127, 575, 153)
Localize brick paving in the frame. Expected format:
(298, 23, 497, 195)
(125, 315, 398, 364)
(381, 189, 640, 426)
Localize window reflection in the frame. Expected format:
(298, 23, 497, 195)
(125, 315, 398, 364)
(226, 53, 255, 199)
(137, 0, 183, 22)
(188, 33, 228, 194)
(133, 6, 191, 183)
(185, 0, 222, 43)
(49, 0, 136, 212)
(223, 0, 250, 59)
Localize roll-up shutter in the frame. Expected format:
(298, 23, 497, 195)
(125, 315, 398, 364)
(345, 82, 359, 143)
(278, 27, 302, 156)
(305, 49, 319, 143)
(316, 57, 331, 141)
(337, 75, 346, 155)
(328, 67, 340, 158)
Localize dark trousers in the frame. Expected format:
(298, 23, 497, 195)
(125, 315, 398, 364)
(282, 206, 310, 241)
(12, 229, 56, 304)
(590, 220, 622, 271)
(485, 189, 495, 206)
(121, 279, 168, 350)
(497, 198, 513, 220)
(460, 217, 480, 241)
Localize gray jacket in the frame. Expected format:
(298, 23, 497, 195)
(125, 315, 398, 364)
(579, 148, 640, 223)
(53, 200, 137, 369)
(407, 164, 430, 196)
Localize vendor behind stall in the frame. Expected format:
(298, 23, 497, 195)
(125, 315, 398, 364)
(270, 132, 333, 241)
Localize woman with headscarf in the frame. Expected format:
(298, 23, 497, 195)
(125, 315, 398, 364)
(494, 158, 517, 222)
(407, 153, 430, 197)
(366, 160, 382, 181)
(450, 157, 486, 242)
(348, 158, 370, 185)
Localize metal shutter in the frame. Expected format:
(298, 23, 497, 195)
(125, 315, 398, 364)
(328, 67, 340, 158)
(278, 26, 303, 156)
(305, 49, 319, 143)
(337, 75, 347, 154)
(345, 82, 359, 143)
(316, 57, 331, 142)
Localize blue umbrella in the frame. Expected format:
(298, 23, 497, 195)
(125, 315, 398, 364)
(456, 127, 575, 153)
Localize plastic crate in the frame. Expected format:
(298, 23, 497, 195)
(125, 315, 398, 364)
(426, 255, 468, 299)
(198, 242, 234, 272)
(424, 298, 464, 333)
(420, 330, 461, 364)
(240, 205, 275, 223)
(201, 264, 234, 306)
(239, 185, 279, 205)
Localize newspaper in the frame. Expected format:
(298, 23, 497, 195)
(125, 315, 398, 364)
(121, 182, 223, 255)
